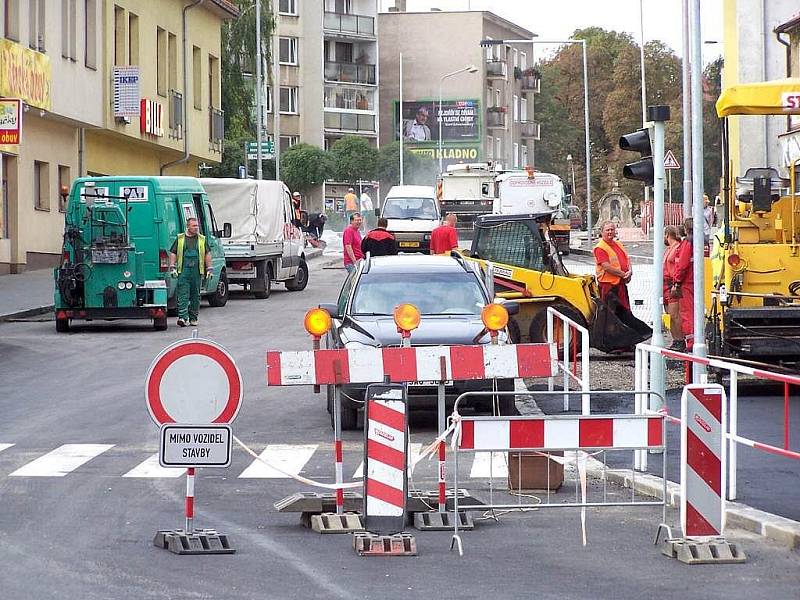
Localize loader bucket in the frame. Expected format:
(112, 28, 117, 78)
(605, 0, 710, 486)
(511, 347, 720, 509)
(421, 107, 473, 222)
(591, 294, 652, 353)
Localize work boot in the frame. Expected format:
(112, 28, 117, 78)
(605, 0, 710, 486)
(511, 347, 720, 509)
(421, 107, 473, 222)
(189, 319, 198, 326)
(177, 318, 186, 327)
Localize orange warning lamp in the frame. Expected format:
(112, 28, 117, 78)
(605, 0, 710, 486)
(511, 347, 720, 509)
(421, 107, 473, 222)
(393, 303, 421, 336)
(481, 303, 509, 333)
(304, 307, 332, 339)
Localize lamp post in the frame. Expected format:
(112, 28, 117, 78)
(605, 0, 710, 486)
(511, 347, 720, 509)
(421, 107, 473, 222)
(566, 152, 577, 203)
(438, 65, 478, 175)
(481, 37, 592, 241)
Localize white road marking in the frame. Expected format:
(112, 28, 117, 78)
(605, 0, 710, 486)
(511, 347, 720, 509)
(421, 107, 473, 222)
(469, 452, 509, 478)
(122, 453, 185, 478)
(238, 444, 317, 478)
(10, 444, 114, 477)
(353, 443, 422, 478)
(0, 443, 14, 453)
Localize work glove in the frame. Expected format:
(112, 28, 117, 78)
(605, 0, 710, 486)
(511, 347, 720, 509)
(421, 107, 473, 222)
(205, 269, 214, 281)
(169, 267, 178, 279)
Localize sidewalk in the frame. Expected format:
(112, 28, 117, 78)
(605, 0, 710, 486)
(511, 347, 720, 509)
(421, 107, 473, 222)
(0, 246, 323, 321)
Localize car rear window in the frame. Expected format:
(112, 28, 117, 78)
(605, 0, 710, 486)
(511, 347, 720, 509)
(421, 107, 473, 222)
(351, 271, 486, 316)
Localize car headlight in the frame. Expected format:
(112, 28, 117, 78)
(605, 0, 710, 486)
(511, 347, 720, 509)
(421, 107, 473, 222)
(117, 281, 126, 290)
(126, 281, 134, 290)
(423, 234, 431, 241)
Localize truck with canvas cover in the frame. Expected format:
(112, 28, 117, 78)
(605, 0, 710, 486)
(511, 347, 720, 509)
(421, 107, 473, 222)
(200, 179, 308, 298)
(54, 176, 228, 332)
(708, 78, 800, 367)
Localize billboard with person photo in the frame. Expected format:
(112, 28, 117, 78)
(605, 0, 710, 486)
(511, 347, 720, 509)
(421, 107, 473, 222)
(394, 99, 480, 144)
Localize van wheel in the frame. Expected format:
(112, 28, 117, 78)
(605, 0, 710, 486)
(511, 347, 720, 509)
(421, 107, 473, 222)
(528, 303, 587, 353)
(153, 316, 168, 331)
(208, 271, 229, 307)
(285, 259, 308, 292)
(56, 317, 70, 333)
(254, 263, 272, 299)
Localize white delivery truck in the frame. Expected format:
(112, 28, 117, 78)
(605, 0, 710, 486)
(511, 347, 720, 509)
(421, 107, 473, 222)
(200, 178, 308, 298)
(379, 185, 440, 253)
(437, 163, 497, 236)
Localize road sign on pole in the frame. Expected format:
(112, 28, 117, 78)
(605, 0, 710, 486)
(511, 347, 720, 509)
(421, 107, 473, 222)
(664, 149, 681, 170)
(145, 338, 243, 426)
(247, 140, 274, 160)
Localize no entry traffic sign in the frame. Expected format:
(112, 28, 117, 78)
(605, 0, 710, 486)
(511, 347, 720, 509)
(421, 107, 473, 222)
(145, 338, 243, 426)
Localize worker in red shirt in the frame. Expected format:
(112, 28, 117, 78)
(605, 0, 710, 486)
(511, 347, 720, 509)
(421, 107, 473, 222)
(430, 213, 459, 255)
(672, 218, 695, 349)
(342, 212, 364, 274)
(593, 220, 632, 310)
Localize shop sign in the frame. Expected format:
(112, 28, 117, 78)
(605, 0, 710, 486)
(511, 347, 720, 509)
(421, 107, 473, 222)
(0, 39, 52, 110)
(0, 99, 22, 145)
(140, 99, 164, 137)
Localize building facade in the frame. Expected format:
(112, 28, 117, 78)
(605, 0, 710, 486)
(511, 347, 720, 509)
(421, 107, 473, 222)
(722, 0, 798, 175)
(774, 14, 800, 171)
(377, 9, 538, 174)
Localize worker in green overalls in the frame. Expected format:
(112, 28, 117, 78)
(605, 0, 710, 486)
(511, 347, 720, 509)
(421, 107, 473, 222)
(168, 217, 212, 327)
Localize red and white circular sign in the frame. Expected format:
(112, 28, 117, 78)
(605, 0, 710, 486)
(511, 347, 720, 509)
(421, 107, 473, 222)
(145, 338, 243, 426)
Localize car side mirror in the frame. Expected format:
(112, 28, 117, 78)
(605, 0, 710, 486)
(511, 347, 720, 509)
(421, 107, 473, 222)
(218, 222, 232, 238)
(374, 208, 380, 217)
(318, 303, 340, 319)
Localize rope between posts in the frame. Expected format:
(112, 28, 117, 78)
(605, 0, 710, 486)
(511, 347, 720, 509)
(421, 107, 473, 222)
(232, 435, 361, 490)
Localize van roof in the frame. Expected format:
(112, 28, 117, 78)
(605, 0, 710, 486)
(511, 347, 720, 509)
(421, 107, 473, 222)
(74, 176, 206, 195)
(386, 185, 436, 198)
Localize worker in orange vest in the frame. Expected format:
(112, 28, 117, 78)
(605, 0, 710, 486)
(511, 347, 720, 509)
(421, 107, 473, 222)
(344, 187, 359, 223)
(593, 220, 632, 310)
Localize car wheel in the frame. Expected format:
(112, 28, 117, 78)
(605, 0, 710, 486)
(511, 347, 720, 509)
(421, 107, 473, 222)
(285, 259, 308, 292)
(208, 270, 229, 307)
(56, 317, 70, 333)
(153, 316, 168, 331)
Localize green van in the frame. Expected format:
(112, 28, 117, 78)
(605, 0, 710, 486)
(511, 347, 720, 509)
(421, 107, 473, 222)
(54, 176, 229, 332)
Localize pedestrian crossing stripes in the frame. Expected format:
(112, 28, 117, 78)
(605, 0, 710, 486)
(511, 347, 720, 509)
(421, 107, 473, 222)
(0, 442, 535, 481)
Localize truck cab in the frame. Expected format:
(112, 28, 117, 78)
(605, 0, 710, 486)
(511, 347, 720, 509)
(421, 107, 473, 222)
(379, 185, 440, 253)
(54, 176, 228, 332)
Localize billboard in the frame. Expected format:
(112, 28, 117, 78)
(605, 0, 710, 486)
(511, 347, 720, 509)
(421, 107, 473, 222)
(394, 99, 479, 144)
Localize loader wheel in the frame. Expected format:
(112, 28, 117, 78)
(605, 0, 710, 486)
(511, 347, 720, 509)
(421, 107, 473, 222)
(528, 303, 587, 354)
(507, 317, 521, 344)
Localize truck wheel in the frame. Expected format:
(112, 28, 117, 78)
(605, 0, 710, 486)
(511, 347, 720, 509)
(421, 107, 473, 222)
(528, 303, 587, 353)
(56, 317, 70, 333)
(285, 259, 308, 292)
(254, 263, 272, 299)
(153, 316, 168, 331)
(208, 271, 229, 307)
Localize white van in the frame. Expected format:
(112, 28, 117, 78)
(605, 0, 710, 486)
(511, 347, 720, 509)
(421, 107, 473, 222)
(379, 185, 440, 253)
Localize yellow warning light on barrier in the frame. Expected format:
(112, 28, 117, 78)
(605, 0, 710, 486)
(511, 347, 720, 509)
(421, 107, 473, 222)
(481, 303, 509, 332)
(393, 303, 421, 333)
(304, 307, 332, 338)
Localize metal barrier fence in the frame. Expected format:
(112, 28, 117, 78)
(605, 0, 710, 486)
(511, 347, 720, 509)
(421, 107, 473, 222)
(447, 390, 667, 556)
(635, 343, 800, 500)
(546, 306, 590, 414)
(640, 201, 684, 236)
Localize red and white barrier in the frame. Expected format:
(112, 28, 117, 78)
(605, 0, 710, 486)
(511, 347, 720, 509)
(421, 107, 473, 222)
(681, 385, 726, 537)
(266, 343, 557, 386)
(546, 307, 591, 414)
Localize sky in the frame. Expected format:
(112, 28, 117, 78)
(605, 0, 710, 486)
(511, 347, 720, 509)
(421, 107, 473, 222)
(379, 0, 724, 63)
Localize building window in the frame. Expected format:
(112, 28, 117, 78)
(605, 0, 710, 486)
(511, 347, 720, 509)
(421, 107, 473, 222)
(279, 37, 298, 65)
(495, 88, 501, 108)
(208, 55, 220, 109)
(521, 97, 528, 121)
(58, 165, 71, 212)
(128, 12, 139, 65)
(484, 36, 492, 61)
(520, 51, 526, 71)
(29, 0, 45, 52)
(280, 86, 298, 114)
(513, 95, 519, 121)
(495, 137, 502, 161)
(61, 0, 77, 59)
(513, 48, 518, 69)
(279, 0, 298, 16)
(113, 5, 126, 65)
(521, 145, 528, 168)
(193, 46, 202, 110)
(157, 27, 167, 96)
(265, 86, 273, 114)
(513, 143, 519, 168)
(486, 135, 493, 159)
(280, 136, 299, 152)
(4, 0, 19, 41)
(168, 32, 178, 90)
(84, 0, 97, 69)
(34, 161, 50, 211)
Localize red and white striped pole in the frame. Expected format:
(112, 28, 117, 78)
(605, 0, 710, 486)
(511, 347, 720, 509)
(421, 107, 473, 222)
(185, 467, 195, 534)
(438, 440, 446, 513)
(335, 437, 344, 515)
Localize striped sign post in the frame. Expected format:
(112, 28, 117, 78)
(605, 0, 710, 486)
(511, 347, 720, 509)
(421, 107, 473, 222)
(363, 384, 408, 535)
(681, 384, 726, 537)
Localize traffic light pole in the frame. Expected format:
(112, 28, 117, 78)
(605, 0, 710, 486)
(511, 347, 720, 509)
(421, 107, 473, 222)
(648, 106, 669, 413)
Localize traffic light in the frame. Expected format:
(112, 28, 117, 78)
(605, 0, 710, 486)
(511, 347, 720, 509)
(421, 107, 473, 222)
(619, 127, 654, 186)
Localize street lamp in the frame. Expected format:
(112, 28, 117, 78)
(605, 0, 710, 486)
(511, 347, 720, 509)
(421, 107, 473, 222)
(438, 65, 478, 175)
(566, 153, 576, 204)
(480, 37, 592, 241)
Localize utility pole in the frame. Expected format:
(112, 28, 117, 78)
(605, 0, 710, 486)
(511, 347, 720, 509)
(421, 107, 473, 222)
(399, 52, 404, 185)
(255, 0, 263, 180)
(639, 0, 650, 219)
(273, 3, 280, 180)
(681, 0, 693, 216)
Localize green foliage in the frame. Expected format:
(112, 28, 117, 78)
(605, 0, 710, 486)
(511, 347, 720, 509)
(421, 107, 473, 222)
(376, 142, 438, 188)
(328, 136, 378, 184)
(702, 57, 723, 198)
(280, 144, 332, 193)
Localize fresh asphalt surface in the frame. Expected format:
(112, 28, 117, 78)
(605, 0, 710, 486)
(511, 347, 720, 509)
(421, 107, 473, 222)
(1, 257, 799, 599)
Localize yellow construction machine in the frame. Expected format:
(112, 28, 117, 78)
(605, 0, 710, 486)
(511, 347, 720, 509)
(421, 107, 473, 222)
(706, 79, 800, 368)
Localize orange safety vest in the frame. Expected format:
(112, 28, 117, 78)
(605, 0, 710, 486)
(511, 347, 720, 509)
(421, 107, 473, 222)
(344, 192, 358, 211)
(594, 238, 627, 285)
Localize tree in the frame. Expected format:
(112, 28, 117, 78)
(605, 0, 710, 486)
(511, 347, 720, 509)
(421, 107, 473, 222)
(328, 136, 378, 184)
(280, 144, 332, 193)
(376, 142, 438, 188)
(702, 57, 723, 199)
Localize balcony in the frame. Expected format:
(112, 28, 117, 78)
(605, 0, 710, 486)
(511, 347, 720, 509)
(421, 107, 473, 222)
(520, 120, 540, 140)
(324, 85, 375, 111)
(324, 110, 376, 134)
(323, 11, 375, 37)
(520, 70, 541, 94)
(324, 61, 376, 85)
(486, 59, 507, 79)
(487, 107, 507, 129)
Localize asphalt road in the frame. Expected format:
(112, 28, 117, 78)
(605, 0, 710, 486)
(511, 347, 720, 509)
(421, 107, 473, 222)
(0, 258, 798, 599)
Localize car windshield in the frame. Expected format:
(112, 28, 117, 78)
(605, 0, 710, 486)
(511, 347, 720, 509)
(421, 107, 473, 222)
(382, 197, 438, 220)
(351, 271, 486, 316)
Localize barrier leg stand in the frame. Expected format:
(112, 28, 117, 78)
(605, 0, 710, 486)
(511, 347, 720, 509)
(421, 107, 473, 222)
(154, 468, 235, 555)
(449, 433, 464, 557)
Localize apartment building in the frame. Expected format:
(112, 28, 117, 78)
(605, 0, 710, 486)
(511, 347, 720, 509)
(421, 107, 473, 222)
(0, 0, 104, 273)
(378, 9, 538, 172)
(85, 0, 237, 177)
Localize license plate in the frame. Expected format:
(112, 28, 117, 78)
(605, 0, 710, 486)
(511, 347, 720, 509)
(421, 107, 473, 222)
(409, 380, 453, 387)
(399, 241, 420, 248)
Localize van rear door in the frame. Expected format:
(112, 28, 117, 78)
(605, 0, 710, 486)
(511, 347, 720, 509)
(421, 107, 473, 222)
(119, 182, 158, 276)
